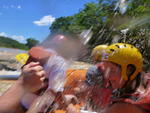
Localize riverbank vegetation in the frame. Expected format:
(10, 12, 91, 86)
(0, 36, 39, 50)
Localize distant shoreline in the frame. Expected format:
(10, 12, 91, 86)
(0, 47, 27, 54)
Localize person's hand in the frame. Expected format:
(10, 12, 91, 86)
(66, 104, 80, 113)
(63, 94, 78, 105)
(21, 62, 46, 93)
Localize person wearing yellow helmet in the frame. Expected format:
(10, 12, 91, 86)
(99, 43, 143, 95)
(53, 43, 142, 113)
(85, 43, 150, 113)
(50, 43, 144, 113)
(104, 43, 142, 81)
(91, 45, 108, 63)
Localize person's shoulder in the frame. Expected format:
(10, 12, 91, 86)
(103, 102, 143, 113)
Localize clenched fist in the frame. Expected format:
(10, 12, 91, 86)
(21, 62, 46, 93)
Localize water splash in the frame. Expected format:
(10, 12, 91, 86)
(114, 0, 128, 14)
(112, 35, 120, 43)
(128, 16, 150, 29)
(44, 54, 68, 92)
(41, 34, 88, 61)
(26, 90, 56, 113)
(120, 28, 129, 34)
(80, 26, 93, 45)
(26, 34, 89, 112)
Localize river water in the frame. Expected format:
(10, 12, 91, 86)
(0, 47, 27, 54)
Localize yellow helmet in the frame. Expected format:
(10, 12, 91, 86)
(102, 43, 143, 81)
(92, 45, 108, 62)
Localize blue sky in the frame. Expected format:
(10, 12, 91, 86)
(0, 0, 97, 43)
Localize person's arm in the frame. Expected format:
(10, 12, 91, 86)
(103, 103, 143, 113)
(0, 62, 46, 113)
(0, 77, 26, 113)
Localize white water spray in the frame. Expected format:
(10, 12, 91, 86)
(114, 0, 128, 14)
(80, 26, 93, 45)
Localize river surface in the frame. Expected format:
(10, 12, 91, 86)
(0, 47, 27, 54)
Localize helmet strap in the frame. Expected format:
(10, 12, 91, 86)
(112, 73, 141, 99)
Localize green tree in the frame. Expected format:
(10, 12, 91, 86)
(0, 36, 28, 50)
(26, 38, 39, 49)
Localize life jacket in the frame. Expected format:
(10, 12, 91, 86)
(90, 87, 112, 109)
(53, 110, 66, 113)
(113, 73, 150, 113)
(52, 69, 87, 113)
(53, 104, 82, 113)
(64, 69, 87, 94)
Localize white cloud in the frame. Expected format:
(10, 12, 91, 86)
(33, 15, 55, 26)
(17, 5, 21, 9)
(0, 32, 7, 37)
(0, 32, 26, 43)
(11, 35, 26, 43)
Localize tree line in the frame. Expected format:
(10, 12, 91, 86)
(0, 36, 39, 50)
